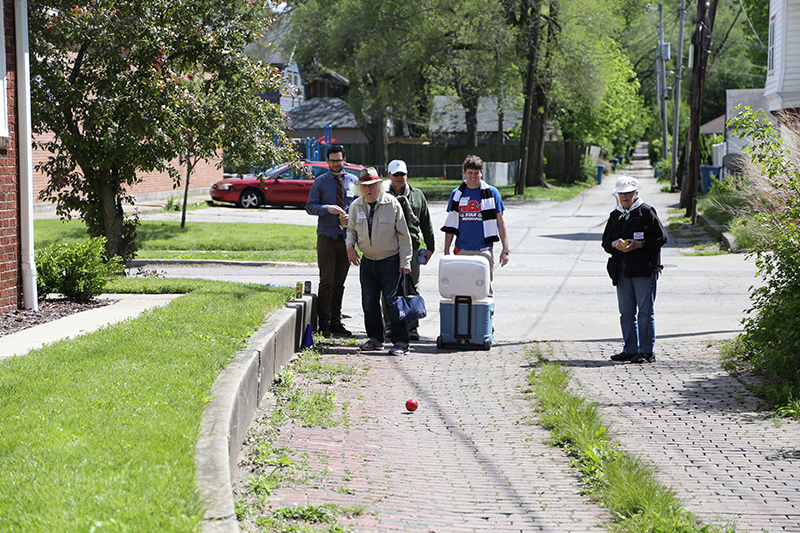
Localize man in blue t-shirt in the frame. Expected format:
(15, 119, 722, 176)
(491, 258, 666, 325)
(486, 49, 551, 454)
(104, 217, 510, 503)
(441, 155, 510, 287)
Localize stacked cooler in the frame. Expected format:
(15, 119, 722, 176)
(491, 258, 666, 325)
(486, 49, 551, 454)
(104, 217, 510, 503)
(436, 256, 494, 350)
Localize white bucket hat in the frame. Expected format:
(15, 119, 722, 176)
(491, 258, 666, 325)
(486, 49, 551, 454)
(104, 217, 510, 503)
(614, 176, 639, 194)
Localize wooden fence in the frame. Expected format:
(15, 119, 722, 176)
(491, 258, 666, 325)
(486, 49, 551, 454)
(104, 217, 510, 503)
(298, 141, 596, 181)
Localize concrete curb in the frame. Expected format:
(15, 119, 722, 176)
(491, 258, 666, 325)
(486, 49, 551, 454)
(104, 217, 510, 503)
(195, 294, 315, 533)
(127, 259, 310, 269)
(697, 213, 739, 251)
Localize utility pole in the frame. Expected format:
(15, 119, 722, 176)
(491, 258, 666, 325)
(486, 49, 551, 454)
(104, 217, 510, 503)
(650, 4, 670, 166)
(670, 0, 686, 191)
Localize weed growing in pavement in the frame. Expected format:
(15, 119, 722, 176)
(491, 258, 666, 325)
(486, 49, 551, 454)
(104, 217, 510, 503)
(234, 341, 369, 531)
(524, 342, 552, 364)
(527, 359, 735, 533)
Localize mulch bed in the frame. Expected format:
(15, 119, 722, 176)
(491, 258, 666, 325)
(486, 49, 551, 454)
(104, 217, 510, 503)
(0, 299, 110, 337)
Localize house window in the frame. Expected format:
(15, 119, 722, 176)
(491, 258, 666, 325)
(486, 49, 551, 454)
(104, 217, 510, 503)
(0, 0, 8, 139)
(767, 18, 775, 73)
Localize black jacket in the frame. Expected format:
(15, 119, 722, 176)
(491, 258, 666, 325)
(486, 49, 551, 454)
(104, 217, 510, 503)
(601, 203, 668, 285)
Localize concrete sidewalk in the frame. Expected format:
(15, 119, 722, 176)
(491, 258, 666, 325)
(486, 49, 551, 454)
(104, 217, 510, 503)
(0, 294, 179, 360)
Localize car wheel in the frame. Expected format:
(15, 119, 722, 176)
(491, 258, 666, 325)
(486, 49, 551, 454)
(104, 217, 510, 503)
(238, 189, 262, 208)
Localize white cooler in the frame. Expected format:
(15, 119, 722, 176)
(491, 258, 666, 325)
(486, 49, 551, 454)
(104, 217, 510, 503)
(437, 256, 494, 350)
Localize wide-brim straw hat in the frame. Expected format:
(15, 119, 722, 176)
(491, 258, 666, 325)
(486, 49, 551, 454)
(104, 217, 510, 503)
(358, 167, 383, 186)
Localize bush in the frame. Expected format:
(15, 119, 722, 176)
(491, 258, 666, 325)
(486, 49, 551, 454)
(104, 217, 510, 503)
(728, 107, 800, 387)
(36, 237, 124, 303)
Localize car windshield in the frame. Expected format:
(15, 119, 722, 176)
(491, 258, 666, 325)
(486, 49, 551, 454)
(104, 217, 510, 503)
(252, 163, 288, 178)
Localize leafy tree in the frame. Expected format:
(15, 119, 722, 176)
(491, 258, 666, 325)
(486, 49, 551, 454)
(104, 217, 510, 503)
(555, 44, 648, 157)
(289, 0, 517, 157)
(728, 108, 800, 390)
(510, 0, 632, 190)
(288, 0, 437, 163)
(426, 0, 518, 148)
(30, 0, 297, 260)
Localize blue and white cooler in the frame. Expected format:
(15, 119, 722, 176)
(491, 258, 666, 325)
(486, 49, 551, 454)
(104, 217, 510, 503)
(436, 256, 494, 350)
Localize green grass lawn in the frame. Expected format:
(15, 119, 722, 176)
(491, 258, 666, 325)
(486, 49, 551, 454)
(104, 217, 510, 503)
(409, 176, 593, 202)
(34, 219, 318, 263)
(0, 278, 292, 532)
(34, 177, 591, 263)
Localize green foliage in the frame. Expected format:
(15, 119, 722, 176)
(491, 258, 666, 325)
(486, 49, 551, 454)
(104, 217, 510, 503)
(556, 43, 648, 156)
(0, 281, 288, 531)
(728, 107, 800, 386)
(35, 237, 123, 302)
(528, 360, 729, 532)
(700, 134, 724, 166)
(30, 0, 297, 260)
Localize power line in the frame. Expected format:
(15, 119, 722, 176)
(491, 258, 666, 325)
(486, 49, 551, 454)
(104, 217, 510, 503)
(738, 0, 767, 52)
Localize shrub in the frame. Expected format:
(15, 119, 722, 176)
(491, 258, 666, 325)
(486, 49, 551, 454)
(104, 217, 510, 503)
(36, 237, 124, 303)
(728, 106, 800, 387)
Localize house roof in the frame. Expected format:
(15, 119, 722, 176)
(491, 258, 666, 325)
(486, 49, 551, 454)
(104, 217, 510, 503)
(699, 114, 726, 135)
(286, 97, 359, 130)
(429, 95, 523, 133)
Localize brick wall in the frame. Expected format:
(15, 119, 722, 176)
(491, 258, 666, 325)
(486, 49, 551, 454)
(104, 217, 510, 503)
(32, 131, 224, 207)
(0, 0, 19, 313)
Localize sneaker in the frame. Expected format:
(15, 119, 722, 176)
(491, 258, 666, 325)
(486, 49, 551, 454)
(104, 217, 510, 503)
(328, 322, 352, 337)
(631, 353, 655, 364)
(319, 324, 331, 339)
(388, 344, 408, 356)
(408, 329, 420, 341)
(360, 340, 380, 351)
(610, 352, 636, 362)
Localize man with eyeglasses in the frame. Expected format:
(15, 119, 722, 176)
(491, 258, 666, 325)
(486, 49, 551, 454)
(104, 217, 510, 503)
(382, 159, 435, 341)
(306, 145, 358, 338)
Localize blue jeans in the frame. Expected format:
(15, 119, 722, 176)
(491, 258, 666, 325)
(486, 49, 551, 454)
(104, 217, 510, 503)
(360, 254, 409, 347)
(616, 263, 658, 354)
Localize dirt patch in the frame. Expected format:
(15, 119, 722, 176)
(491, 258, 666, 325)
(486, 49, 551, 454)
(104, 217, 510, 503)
(0, 299, 112, 337)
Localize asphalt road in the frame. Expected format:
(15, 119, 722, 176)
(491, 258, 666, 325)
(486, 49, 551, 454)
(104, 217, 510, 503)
(134, 162, 758, 350)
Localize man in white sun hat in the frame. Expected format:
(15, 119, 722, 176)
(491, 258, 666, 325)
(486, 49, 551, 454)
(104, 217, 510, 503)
(382, 159, 435, 341)
(601, 176, 668, 364)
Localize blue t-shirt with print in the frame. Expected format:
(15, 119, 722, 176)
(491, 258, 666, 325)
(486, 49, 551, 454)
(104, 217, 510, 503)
(448, 185, 505, 250)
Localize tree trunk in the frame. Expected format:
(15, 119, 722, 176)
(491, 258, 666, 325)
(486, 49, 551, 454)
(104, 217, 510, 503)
(681, 0, 718, 220)
(458, 89, 480, 149)
(516, 0, 543, 196)
(527, 87, 551, 188)
(181, 154, 194, 229)
(86, 171, 136, 260)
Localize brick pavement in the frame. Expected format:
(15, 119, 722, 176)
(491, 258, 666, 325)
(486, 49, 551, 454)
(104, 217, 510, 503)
(239, 340, 612, 532)
(549, 340, 800, 533)
(236, 338, 800, 532)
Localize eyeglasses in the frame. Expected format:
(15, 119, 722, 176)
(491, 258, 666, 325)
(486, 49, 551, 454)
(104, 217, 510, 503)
(391, 172, 407, 177)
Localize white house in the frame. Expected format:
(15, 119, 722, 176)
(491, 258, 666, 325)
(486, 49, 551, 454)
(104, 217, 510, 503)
(764, 0, 800, 116)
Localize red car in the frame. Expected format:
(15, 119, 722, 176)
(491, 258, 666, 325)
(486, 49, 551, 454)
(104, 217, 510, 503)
(210, 161, 363, 208)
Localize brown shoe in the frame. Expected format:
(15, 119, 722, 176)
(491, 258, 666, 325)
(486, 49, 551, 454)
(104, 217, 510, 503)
(328, 322, 352, 337)
(319, 324, 331, 338)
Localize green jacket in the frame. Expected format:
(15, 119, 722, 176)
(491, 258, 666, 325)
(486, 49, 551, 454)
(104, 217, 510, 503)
(389, 185, 435, 251)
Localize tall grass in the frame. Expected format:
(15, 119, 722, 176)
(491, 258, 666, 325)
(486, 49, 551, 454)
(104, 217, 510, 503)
(528, 360, 733, 533)
(0, 280, 292, 532)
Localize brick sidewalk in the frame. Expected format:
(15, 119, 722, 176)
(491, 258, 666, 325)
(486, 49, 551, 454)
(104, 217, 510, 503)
(237, 338, 800, 532)
(240, 340, 611, 532)
(549, 340, 800, 532)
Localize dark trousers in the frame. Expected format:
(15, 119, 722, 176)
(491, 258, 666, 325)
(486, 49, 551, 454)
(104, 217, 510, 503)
(361, 254, 409, 347)
(316, 234, 349, 326)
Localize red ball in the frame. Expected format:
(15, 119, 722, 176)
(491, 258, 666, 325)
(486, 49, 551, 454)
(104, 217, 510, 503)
(405, 398, 418, 412)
